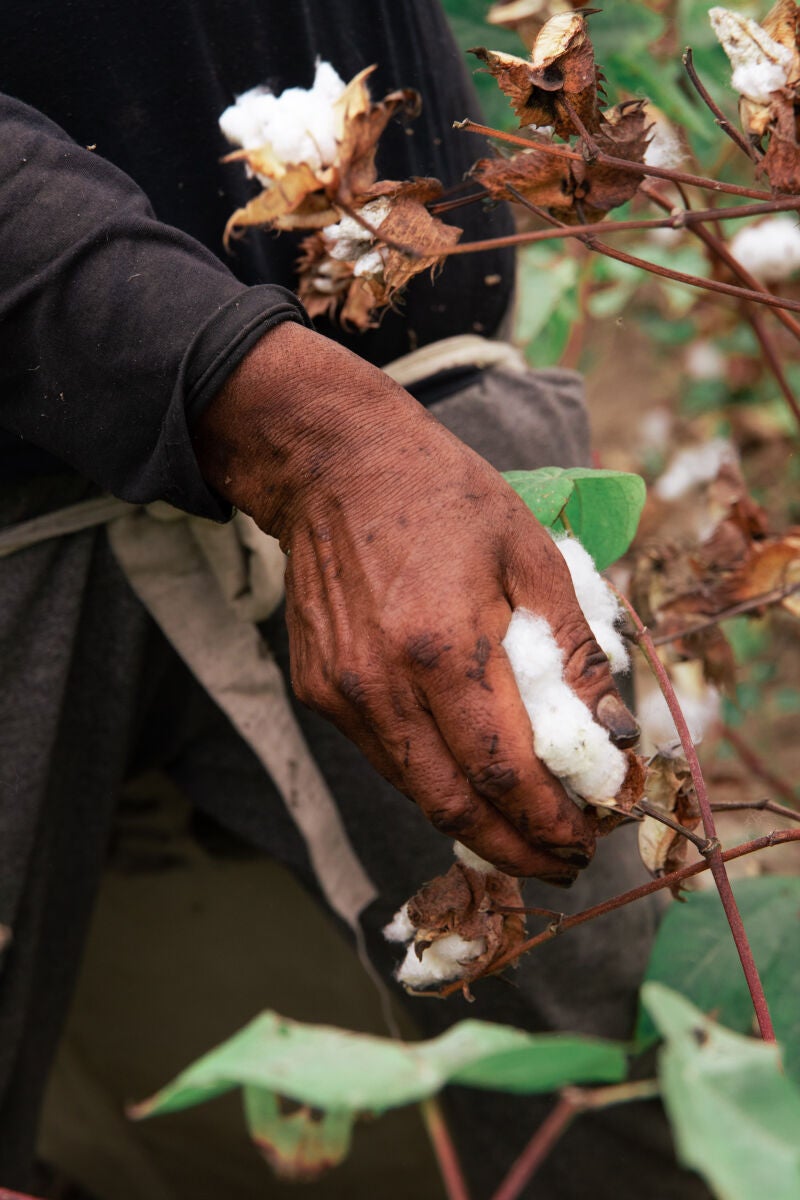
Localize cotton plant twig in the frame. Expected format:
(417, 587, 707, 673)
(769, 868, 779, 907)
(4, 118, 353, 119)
(453, 118, 784, 202)
(682, 47, 763, 166)
(721, 725, 800, 808)
(437, 828, 800, 999)
(490, 1080, 661, 1200)
(634, 798, 711, 852)
(748, 309, 800, 428)
(649, 580, 800, 647)
(441, 204, 800, 317)
(420, 1097, 472, 1200)
(711, 797, 800, 822)
(614, 589, 776, 1042)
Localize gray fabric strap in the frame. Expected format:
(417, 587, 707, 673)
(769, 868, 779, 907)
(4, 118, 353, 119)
(107, 511, 378, 930)
(0, 494, 136, 558)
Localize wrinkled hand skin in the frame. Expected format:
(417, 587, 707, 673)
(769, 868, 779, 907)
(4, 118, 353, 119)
(193, 321, 638, 881)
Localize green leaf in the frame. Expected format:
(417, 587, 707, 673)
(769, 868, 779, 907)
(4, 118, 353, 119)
(130, 1013, 625, 1178)
(503, 466, 646, 569)
(637, 877, 800, 1087)
(643, 983, 800, 1200)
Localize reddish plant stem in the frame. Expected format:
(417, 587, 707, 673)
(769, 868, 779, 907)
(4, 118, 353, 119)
(682, 48, 762, 165)
(442, 196, 800, 252)
(748, 309, 800, 427)
(442, 213, 800, 317)
(712, 798, 800, 822)
(420, 1098, 472, 1200)
(641, 182, 800, 343)
(490, 1096, 576, 1200)
(615, 590, 776, 1042)
(438, 829, 800, 997)
(454, 118, 781, 201)
(491, 1081, 661, 1200)
(722, 725, 799, 807)
(649, 579, 800, 646)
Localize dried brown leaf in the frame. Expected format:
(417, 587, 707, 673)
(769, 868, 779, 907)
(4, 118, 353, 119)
(471, 11, 601, 138)
(638, 752, 700, 889)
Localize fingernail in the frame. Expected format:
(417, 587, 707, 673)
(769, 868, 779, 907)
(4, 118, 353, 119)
(538, 872, 577, 889)
(548, 846, 591, 868)
(596, 693, 640, 748)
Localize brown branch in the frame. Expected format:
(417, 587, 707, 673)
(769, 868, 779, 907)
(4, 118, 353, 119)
(490, 1095, 577, 1200)
(420, 1098, 472, 1200)
(712, 798, 800, 823)
(437, 829, 800, 998)
(748, 309, 800, 428)
(649, 580, 800, 646)
(454, 118, 783, 202)
(642, 181, 800, 346)
(682, 48, 762, 165)
(616, 591, 776, 1043)
(441, 208, 800, 318)
(635, 798, 710, 852)
(442, 197, 800, 256)
(722, 725, 799, 808)
(490, 1081, 661, 1200)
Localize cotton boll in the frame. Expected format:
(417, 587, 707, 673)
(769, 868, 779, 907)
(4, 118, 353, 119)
(395, 933, 486, 990)
(553, 535, 628, 671)
(502, 609, 628, 805)
(709, 8, 791, 104)
(353, 248, 388, 279)
(654, 439, 737, 502)
(382, 903, 415, 944)
(325, 198, 391, 261)
(644, 120, 684, 170)
(219, 59, 347, 169)
(638, 663, 720, 752)
(729, 218, 800, 284)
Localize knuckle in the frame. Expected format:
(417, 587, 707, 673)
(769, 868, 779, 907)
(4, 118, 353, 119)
(427, 797, 481, 838)
(467, 760, 520, 800)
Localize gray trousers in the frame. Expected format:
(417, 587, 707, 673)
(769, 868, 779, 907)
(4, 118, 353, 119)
(0, 368, 707, 1198)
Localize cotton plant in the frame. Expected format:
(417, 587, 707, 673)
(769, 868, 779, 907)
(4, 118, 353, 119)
(219, 62, 461, 328)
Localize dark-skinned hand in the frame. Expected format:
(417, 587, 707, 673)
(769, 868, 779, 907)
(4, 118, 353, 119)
(193, 321, 638, 882)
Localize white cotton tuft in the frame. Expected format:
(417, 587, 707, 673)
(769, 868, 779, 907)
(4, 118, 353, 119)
(654, 438, 737, 502)
(324, 198, 391, 261)
(685, 340, 726, 381)
(219, 59, 347, 170)
(644, 122, 684, 170)
(382, 903, 416, 944)
(552, 535, 629, 672)
(729, 218, 800, 284)
(502, 610, 628, 804)
(395, 933, 486, 989)
(709, 8, 792, 103)
(453, 842, 496, 873)
(638, 670, 720, 752)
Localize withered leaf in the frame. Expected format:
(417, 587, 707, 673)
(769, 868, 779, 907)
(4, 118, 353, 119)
(638, 752, 700, 891)
(471, 100, 647, 223)
(406, 862, 527, 988)
(760, 92, 800, 194)
(333, 68, 421, 200)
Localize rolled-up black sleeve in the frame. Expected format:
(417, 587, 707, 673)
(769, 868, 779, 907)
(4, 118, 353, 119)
(0, 94, 311, 519)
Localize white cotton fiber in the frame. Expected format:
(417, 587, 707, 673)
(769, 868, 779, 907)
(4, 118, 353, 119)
(709, 8, 792, 104)
(502, 610, 628, 804)
(553, 535, 629, 672)
(219, 60, 347, 169)
(382, 902, 416, 944)
(729, 218, 800, 284)
(395, 933, 486, 990)
(654, 438, 737, 502)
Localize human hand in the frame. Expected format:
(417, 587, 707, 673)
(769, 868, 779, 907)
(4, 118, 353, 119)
(194, 322, 638, 880)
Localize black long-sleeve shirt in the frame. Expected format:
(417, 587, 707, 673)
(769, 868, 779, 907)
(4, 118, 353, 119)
(0, 1, 515, 514)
